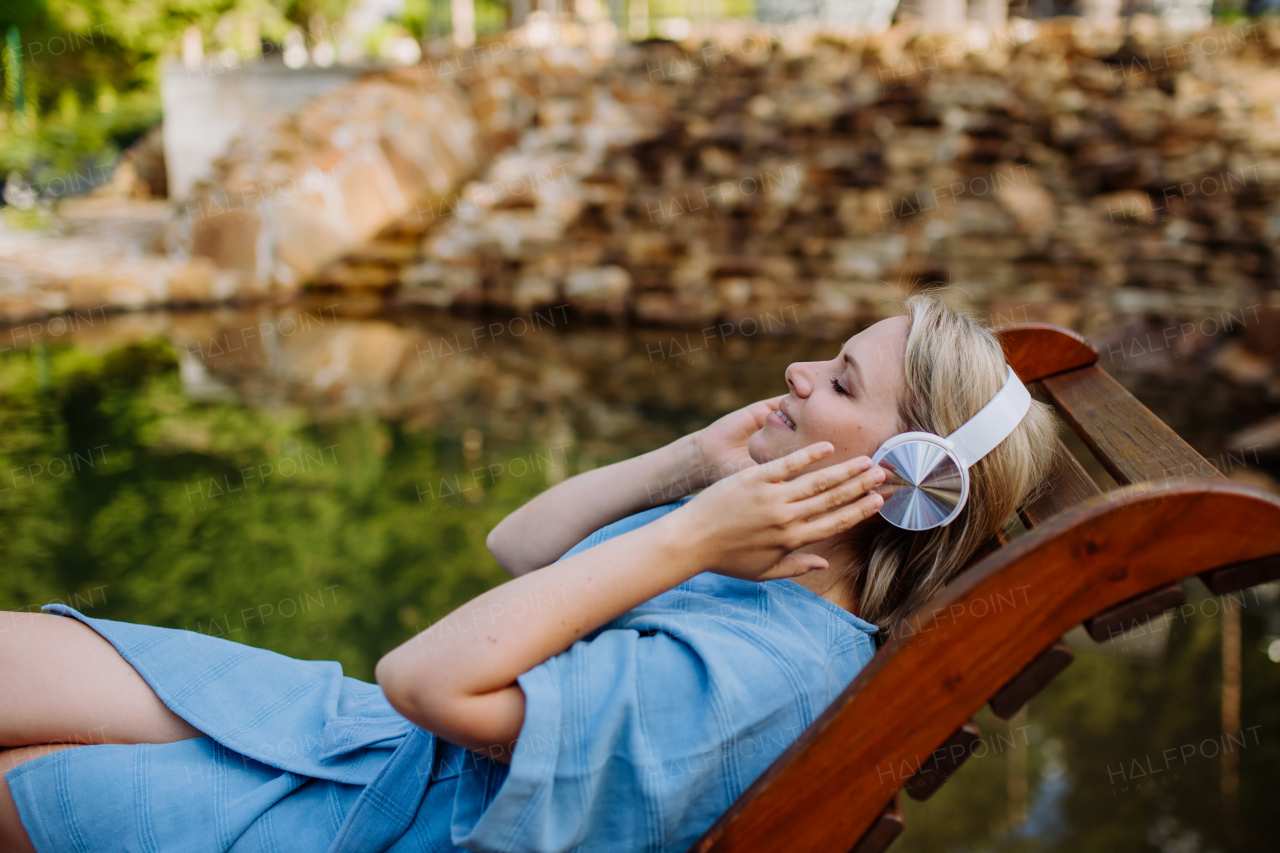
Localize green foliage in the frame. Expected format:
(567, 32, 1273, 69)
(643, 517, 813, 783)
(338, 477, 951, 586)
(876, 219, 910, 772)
(0, 0, 354, 186)
(0, 339, 565, 682)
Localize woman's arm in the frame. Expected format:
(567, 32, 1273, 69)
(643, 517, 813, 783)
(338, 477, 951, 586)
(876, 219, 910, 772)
(486, 395, 784, 577)
(376, 442, 885, 763)
(485, 433, 707, 578)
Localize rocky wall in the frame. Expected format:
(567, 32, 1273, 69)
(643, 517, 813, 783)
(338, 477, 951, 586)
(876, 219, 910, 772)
(5, 17, 1280, 400)
(0, 34, 614, 322)
(323, 17, 1277, 401)
(364, 19, 1280, 342)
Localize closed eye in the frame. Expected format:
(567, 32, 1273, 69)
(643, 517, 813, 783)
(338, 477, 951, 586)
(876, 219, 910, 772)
(830, 377, 852, 397)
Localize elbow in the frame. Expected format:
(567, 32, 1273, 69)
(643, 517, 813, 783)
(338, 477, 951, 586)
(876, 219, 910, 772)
(376, 654, 473, 741)
(485, 525, 506, 565)
(486, 523, 524, 576)
(375, 655, 404, 711)
(376, 653, 423, 722)
(374, 653, 395, 693)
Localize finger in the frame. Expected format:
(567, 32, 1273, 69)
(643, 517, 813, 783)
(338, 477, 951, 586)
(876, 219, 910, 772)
(757, 442, 834, 483)
(790, 464, 885, 518)
(795, 492, 885, 541)
(759, 551, 829, 580)
(755, 394, 786, 410)
(747, 395, 787, 426)
(783, 455, 873, 501)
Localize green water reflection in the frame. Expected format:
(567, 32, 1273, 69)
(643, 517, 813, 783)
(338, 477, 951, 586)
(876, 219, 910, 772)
(0, 313, 1276, 852)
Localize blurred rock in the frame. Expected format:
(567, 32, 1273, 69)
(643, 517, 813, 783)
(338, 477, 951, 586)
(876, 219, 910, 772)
(5, 17, 1280, 405)
(1212, 339, 1273, 387)
(103, 126, 169, 200)
(1226, 412, 1280, 455)
(564, 266, 631, 315)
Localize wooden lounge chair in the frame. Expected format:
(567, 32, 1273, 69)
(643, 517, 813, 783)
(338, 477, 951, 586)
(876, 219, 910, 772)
(686, 322, 1280, 853)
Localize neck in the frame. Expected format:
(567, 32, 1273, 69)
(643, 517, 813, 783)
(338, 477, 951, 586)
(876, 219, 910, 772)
(790, 536, 860, 615)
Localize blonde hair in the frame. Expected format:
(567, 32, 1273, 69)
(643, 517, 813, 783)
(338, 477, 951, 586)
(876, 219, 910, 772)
(837, 284, 1061, 637)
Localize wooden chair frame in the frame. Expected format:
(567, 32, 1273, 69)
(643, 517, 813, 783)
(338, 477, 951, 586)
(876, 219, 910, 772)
(687, 323, 1280, 853)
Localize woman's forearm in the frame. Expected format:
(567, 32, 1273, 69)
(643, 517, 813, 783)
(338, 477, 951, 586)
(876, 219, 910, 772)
(379, 443, 883, 762)
(485, 432, 710, 577)
(377, 508, 705, 759)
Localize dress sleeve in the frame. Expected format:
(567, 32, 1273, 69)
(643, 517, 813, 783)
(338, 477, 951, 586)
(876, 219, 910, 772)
(449, 623, 798, 853)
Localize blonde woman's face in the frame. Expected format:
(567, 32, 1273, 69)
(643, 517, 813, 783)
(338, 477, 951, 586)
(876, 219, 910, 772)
(748, 315, 910, 471)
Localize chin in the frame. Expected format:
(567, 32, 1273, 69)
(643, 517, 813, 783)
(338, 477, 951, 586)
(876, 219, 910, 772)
(747, 429, 787, 464)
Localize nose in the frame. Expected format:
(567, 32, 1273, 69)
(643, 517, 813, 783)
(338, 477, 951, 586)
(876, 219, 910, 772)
(784, 361, 814, 397)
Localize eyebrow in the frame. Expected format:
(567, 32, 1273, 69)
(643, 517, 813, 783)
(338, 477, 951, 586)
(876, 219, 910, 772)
(842, 351, 865, 389)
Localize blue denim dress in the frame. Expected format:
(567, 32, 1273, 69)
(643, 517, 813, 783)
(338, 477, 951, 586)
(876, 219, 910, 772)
(6, 495, 879, 853)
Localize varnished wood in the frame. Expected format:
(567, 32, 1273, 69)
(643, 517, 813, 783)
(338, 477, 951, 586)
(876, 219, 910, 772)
(848, 797, 903, 853)
(988, 640, 1074, 720)
(1039, 365, 1219, 486)
(902, 720, 982, 801)
(1200, 553, 1280, 595)
(688, 480, 1280, 853)
(689, 323, 1279, 853)
(1083, 583, 1187, 642)
(995, 323, 1099, 382)
(1018, 436, 1102, 529)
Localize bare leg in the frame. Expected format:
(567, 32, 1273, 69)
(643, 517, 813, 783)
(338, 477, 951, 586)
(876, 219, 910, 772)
(0, 611, 205, 747)
(0, 743, 86, 853)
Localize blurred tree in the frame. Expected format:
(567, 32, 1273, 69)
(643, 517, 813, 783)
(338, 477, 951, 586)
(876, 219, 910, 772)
(0, 338, 569, 682)
(0, 0, 355, 194)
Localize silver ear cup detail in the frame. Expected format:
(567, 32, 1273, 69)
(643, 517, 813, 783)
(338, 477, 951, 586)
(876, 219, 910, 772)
(873, 441, 966, 531)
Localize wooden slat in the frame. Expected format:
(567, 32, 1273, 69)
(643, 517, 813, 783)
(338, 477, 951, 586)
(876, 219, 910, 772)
(1084, 583, 1187, 642)
(687, 324, 1265, 853)
(1018, 436, 1102, 529)
(688, 480, 1280, 853)
(988, 640, 1074, 720)
(903, 720, 982, 801)
(996, 323, 1099, 382)
(848, 797, 903, 853)
(1200, 553, 1280, 595)
(1039, 365, 1219, 486)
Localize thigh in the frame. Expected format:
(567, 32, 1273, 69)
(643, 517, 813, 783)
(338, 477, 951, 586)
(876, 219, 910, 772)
(0, 743, 84, 853)
(0, 611, 205, 748)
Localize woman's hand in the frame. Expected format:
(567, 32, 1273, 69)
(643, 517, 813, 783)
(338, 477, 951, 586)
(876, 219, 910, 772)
(379, 441, 881, 760)
(691, 394, 786, 486)
(677, 442, 885, 581)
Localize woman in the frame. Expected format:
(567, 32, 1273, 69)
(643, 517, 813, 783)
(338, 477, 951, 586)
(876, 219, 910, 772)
(1, 287, 1059, 853)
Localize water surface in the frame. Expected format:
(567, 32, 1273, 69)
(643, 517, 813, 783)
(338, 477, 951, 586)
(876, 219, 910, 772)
(1, 306, 1276, 852)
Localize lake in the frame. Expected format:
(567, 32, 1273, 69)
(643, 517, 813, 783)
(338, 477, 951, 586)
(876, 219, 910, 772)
(1, 303, 1276, 852)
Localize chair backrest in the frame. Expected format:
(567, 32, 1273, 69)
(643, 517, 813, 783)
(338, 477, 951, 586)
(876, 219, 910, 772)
(688, 323, 1280, 853)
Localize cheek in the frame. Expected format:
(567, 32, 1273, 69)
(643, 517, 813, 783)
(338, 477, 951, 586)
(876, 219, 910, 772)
(805, 405, 875, 460)
(805, 406, 853, 446)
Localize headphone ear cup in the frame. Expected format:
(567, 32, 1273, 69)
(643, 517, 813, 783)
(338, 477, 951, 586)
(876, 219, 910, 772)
(871, 438, 968, 531)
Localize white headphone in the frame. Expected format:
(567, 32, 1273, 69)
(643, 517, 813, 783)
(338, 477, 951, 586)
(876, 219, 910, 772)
(870, 365, 1031, 531)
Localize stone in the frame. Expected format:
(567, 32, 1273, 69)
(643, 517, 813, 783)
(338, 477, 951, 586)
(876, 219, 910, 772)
(168, 258, 220, 304)
(564, 265, 631, 314)
(997, 183, 1057, 238)
(1225, 412, 1280, 455)
(3, 14, 1280, 398)
(1212, 339, 1274, 387)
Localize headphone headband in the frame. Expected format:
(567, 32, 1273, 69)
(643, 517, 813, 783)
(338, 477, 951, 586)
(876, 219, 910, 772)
(946, 366, 1032, 470)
